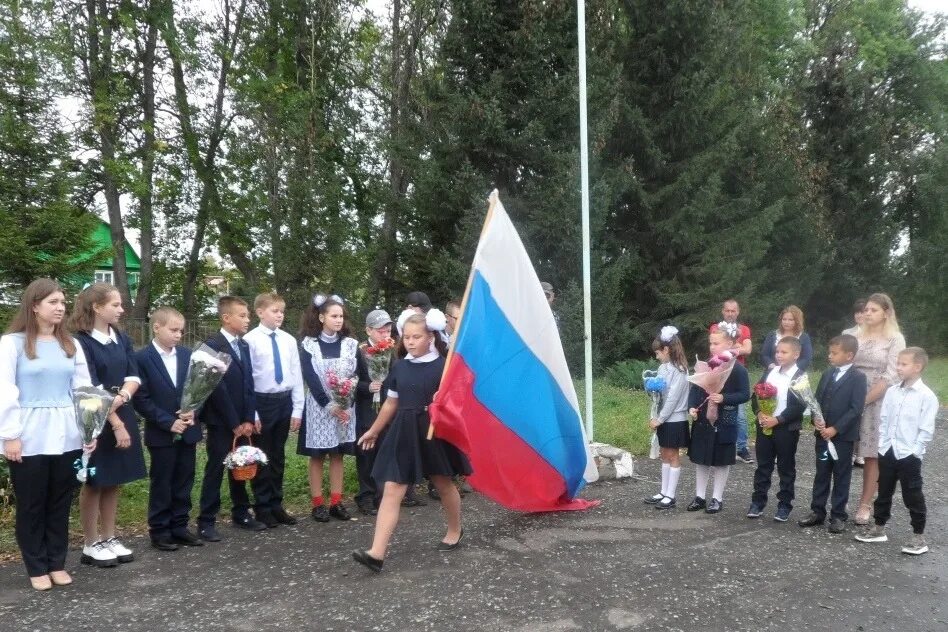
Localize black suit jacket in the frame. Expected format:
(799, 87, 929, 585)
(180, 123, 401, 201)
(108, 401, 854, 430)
(813, 367, 867, 442)
(202, 333, 256, 431)
(133, 344, 201, 447)
(751, 367, 807, 432)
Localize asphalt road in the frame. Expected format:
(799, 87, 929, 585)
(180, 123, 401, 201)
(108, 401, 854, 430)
(2, 414, 945, 632)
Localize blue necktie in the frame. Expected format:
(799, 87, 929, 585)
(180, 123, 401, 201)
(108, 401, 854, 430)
(231, 338, 241, 362)
(270, 332, 283, 384)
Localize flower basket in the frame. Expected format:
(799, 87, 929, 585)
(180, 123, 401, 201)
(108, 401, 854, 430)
(224, 436, 268, 481)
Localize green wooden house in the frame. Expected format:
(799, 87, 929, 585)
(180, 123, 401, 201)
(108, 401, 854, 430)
(84, 219, 141, 292)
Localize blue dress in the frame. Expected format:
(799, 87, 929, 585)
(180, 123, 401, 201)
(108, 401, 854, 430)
(372, 356, 472, 485)
(76, 330, 147, 486)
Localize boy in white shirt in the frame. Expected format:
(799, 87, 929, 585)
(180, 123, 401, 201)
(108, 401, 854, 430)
(855, 347, 938, 555)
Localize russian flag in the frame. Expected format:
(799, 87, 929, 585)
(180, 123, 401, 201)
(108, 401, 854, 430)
(430, 191, 599, 512)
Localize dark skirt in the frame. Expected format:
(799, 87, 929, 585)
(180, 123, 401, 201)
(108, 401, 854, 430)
(372, 409, 472, 485)
(295, 422, 355, 457)
(657, 421, 690, 449)
(688, 420, 736, 466)
(87, 405, 147, 487)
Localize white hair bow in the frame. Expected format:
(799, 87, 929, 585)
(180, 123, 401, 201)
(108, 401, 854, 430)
(660, 325, 679, 343)
(313, 293, 344, 308)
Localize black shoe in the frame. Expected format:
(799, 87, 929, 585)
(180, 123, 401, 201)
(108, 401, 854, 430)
(171, 530, 204, 547)
(272, 507, 298, 525)
(151, 537, 179, 552)
(199, 525, 222, 542)
(705, 499, 723, 514)
(311, 505, 330, 522)
(797, 512, 825, 528)
(428, 486, 441, 501)
(402, 496, 427, 507)
(655, 497, 676, 510)
(357, 503, 378, 516)
(255, 511, 280, 529)
(828, 518, 846, 534)
(686, 497, 706, 512)
(352, 549, 383, 573)
(329, 503, 352, 521)
(736, 449, 754, 464)
(437, 529, 464, 551)
(746, 503, 764, 519)
(233, 515, 267, 531)
(644, 493, 665, 505)
(774, 505, 792, 522)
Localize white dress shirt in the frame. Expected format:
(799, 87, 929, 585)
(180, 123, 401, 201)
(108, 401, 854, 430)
(764, 363, 798, 418)
(244, 325, 304, 418)
(152, 340, 178, 387)
(90, 326, 141, 384)
(878, 378, 938, 460)
(834, 363, 853, 381)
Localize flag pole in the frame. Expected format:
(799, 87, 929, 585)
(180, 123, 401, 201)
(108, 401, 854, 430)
(577, 0, 594, 440)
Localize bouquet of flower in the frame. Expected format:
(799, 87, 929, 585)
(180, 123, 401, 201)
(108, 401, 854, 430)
(754, 382, 779, 436)
(363, 338, 396, 410)
(180, 344, 233, 414)
(326, 369, 357, 442)
(72, 386, 116, 482)
(790, 374, 837, 460)
(687, 351, 736, 423)
(643, 371, 666, 459)
(223, 441, 269, 481)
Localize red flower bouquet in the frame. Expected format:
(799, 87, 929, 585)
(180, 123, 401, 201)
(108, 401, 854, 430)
(754, 382, 778, 436)
(362, 338, 396, 410)
(326, 369, 357, 441)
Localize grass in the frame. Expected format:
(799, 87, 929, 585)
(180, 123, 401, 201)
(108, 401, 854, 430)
(2, 359, 946, 557)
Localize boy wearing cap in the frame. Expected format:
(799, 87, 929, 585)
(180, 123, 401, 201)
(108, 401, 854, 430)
(355, 309, 394, 515)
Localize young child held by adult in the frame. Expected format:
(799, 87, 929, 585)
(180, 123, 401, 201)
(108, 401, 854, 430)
(687, 322, 750, 514)
(855, 347, 938, 555)
(244, 292, 303, 528)
(133, 307, 202, 551)
(643, 326, 689, 510)
(747, 337, 806, 522)
(798, 334, 866, 533)
(352, 311, 472, 572)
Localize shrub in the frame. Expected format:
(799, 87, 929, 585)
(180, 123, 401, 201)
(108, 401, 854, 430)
(604, 358, 659, 391)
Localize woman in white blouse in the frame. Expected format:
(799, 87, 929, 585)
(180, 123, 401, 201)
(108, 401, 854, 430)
(0, 279, 94, 591)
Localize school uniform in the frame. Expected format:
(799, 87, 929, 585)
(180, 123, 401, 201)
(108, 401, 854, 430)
(133, 342, 200, 542)
(76, 328, 147, 486)
(354, 343, 389, 510)
(750, 364, 806, 512)
(244, 325, 304, 520)
(873, 379, 938, 534)
(0, 334, 92, 577)
(198, 330, 257, 528)
(654, 362, 690, 448)
(808, 363, 866, 521)
(687, 363, 750, 467)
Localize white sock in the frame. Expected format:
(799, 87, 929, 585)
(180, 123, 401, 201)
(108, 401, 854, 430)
(695, 465, 710, 499)
(668, 467, 681, 500)
(661, 463, 670, 496)
(712, 465, 731, 501)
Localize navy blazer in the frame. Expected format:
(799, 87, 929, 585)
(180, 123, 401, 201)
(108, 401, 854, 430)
(202, 332, 256, 431)
(813, 366, 867, 443)
(751, 367, 808, 432)
(688, 363, 750, 444)
(759, 331, 813, 372)
(133, 344, 202, 447)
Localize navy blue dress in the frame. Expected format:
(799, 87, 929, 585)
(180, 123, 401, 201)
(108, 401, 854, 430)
(77, 330, 147, 486)
(687, 363, 750, 467)
(372, 356, 472, 485)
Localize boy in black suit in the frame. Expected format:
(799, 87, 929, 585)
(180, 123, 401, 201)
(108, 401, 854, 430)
(197, 296, 263, 541)
(133, 307, 203, 551)
(799, 334, 867, 533)
(747, 337, 807, 523)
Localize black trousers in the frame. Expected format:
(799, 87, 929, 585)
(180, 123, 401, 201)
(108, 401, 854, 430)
(199, 425, 252, 525)
(10, 450, 81, 577)
(251, 392, 292, 513)
(355, 408, 382, 507)
(874, 447, 927, 534)
(752, 424, 800, 509)
(147, 441, 197, 538)
(809, 437, 855, 521)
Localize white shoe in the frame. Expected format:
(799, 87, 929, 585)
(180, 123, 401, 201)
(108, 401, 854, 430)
(103, 537, 134, 563)
(81, 541, 118, 567)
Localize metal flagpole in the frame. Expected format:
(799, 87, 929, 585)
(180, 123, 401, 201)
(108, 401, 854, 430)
(577, 0, 594, 440)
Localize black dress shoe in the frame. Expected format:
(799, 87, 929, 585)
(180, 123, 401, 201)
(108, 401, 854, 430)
(705, 499, 723, 514)
(272, 507, 298, 525)
(329, 503, 352, 521)
(255, 511, 279, 529)
(428, 485, 441, 501)
(797, 512, 826, 528)
(357, 503, 378, 516)
(828, 518, 846, 534)
(233, 515, 267, 531)
(199, 525, 222, 542)
(171, 530, 204, 546)
(311, 505, 330, 522)
(352, 549, 383, 573)
(437, 529, 464, 551)
(151, 538, 179, 552)
(402, 495, 427, 507)
(686, 497, 706, 512)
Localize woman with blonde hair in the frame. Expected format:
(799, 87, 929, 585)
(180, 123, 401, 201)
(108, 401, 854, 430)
(852, 292, 905, 526)
(759, 305, 813, 371)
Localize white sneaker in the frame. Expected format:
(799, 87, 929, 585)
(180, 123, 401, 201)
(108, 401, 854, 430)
(81, 541, 118, 567)
(901, 534, 929, 556)
(103, 537, 135, 563)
